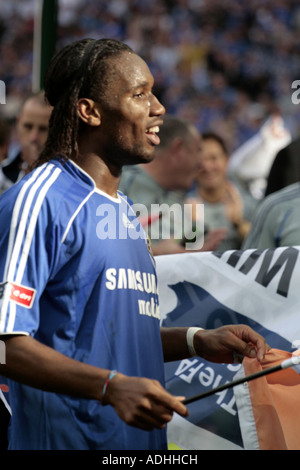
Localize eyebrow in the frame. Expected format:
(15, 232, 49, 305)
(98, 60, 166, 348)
(131, 77, 154, 90)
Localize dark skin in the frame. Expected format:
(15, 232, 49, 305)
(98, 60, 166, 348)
(0, 51, 269, 432)
(75, 53, 165, 195)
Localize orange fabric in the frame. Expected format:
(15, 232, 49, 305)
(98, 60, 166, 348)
(243, 349, 300, 450)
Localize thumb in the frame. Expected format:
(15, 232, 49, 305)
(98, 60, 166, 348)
(243, 343, 257, 359)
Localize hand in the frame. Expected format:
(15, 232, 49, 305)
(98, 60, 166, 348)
(102, 373, 188, 431)
(200, 227, 227, 251)
(223, 182, 243, 226)
(193, 324, 270, 364)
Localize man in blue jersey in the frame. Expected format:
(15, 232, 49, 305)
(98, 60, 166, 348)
(0, 38, 268, 450)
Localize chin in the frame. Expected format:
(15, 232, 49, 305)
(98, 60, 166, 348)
(142, 153, 156, 164)
(131, 148, 156, 165)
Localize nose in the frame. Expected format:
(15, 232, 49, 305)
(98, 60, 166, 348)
(28, 127, 40, 144)
(149, 93, 165, 117)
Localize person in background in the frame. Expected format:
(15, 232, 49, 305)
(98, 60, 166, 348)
(227, 114, 291, 200)
(242, 182, 300, 249)
(264, 135, 300, 197)
(119, 115, 227, 254)
(0, 117, 12, 194)
(186, 131, 258, 251)
(1, 91, 52, 184)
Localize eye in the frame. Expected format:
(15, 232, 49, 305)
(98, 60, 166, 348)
(133, 92, 144, 99)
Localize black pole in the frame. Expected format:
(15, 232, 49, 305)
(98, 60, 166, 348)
(33, 0, 58, 92)
(183, 362, 284, 405)
(40, 0, 58, 90)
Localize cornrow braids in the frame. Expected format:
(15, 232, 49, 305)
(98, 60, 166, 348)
(36, 38, 133, 166)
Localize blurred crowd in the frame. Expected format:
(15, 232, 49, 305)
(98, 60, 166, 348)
(1, 0, 300, 255)
(1, 0, 300, 152)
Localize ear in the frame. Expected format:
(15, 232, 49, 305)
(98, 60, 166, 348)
(77, 98, 101, 127)
(170, 137, 185, 166)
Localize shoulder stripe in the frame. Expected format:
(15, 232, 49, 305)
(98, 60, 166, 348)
(118, 192, 137, 217)
(3, 163, 49, 280)
(15, 167, 61, 284)
(6, 164, 60, 283)
(61, 189, 95, 243)
(0, 164, 61, 333)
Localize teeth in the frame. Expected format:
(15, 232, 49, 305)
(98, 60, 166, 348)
(146, 126, 159, 134)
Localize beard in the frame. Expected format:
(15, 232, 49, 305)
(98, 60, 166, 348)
(101, 137, 156, 174)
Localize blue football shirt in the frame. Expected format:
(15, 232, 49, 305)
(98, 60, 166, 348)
(0, 159, 167, 450)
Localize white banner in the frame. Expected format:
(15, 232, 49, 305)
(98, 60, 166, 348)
(156, 246, 300, 450)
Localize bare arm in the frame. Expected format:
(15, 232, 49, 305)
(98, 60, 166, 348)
(0, 334, 188, 430)
(161, 325, 269, 363)
(0, 335, 106, 400)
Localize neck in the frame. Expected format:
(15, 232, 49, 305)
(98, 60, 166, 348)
(198, 185, 226, 203)
(75, 152, 121, 198)
(75, 132, 122, 197)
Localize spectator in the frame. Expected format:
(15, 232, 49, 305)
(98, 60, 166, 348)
(227, 114, 291, 200)
(264, 135, 300, 197)
(0, 117, 11, 194)
(1, 91, 52, 184)
(2, 1, 300, 153)
(119, 115, 227, 254)
(187, 131, 258, 251)
(0, 117, 9, 163)
(243, 182, 300, 249)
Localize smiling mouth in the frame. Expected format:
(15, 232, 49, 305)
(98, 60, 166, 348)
(145, 126, 160, 146)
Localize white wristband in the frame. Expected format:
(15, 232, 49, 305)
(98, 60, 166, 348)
(186, 327, 203, 356)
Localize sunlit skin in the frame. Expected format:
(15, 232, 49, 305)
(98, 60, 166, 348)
(76, 52, 165, 196)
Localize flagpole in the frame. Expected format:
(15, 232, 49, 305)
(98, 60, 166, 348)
(183, 356, 300, 405)
(32, 0, 58, 92)
(32, 0, 42, 92)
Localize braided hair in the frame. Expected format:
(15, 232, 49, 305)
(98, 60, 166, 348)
(36, 38, 133, 166)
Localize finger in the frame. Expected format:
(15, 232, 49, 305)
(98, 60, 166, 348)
(156, 394, 189, 418)
(133, 409, 171, 431)
(233, 331, 267, 362)
(132, 397, 186, 431)
(142, 381, 189, 419)
(244, 330, 269, 362)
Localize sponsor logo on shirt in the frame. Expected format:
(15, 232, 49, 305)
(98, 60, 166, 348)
(105, 267, 160, 320)
(1, 282, 36, 308)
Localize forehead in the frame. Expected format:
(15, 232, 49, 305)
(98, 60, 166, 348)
(106, 51, 154, 91)
(188, 126, 201, 144)
(19, 99, 51, 123)
(202, 139, 225, 154)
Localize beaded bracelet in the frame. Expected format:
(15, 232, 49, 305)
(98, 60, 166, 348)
(102, 370, 118, 402)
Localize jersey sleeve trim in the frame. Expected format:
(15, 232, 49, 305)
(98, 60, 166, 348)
(0, 331, 29, 336)
(0, 163, 61, 334)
